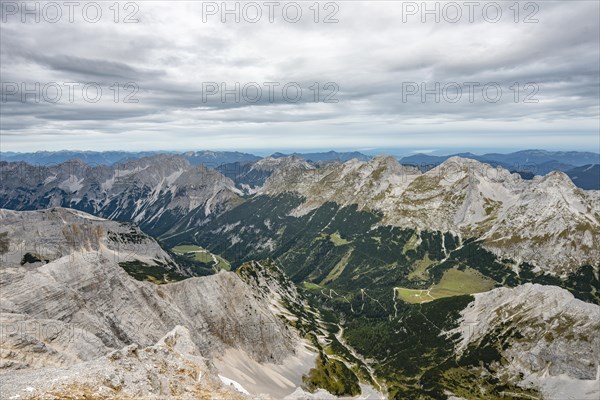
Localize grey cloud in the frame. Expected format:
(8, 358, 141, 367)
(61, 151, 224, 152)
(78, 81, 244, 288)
(1, 1, 598, 151)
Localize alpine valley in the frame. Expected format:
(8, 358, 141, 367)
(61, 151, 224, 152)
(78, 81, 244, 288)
(0, 151, 598, 400)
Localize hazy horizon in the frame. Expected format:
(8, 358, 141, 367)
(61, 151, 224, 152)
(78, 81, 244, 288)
(2, 146, 600, 155)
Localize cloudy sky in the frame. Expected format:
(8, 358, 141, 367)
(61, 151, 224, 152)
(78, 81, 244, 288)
(1, 0, 599, 154)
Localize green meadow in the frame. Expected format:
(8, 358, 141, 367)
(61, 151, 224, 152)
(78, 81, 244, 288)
(172, 244, 231, 271)
(396, 268, 495, 304)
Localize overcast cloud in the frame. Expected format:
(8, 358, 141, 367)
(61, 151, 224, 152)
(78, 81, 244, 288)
(1, 0, 598, 152)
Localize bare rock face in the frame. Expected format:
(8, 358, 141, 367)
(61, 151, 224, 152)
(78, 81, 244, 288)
(161, 272, 297, 364)
(0, 325, 253, 400)
(0, 208, 307, 398)
(449, 284, 600, 400)
(0, 313, 109, 370)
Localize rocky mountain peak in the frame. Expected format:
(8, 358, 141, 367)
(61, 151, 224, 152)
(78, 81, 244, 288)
(370, 155, 403, 169)
(535, 169, 577, 189)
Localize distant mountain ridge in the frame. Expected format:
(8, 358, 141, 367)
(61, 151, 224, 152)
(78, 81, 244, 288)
(565, 164, 600, 190)
(0, 150, 171, 166)
(181, 150, 261, 166)
(0, 150, 261, 167)
(400, 149, 599, 167)
(270, 150, 371, 162)
(399, 150, 600, 189)
(0, 150, 369, 169)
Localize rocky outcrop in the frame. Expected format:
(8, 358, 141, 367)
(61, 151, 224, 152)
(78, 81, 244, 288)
(449, 284, 600, 400)
(0, 207, 176, 269)
(0, 208, 312, 398)
(0, 325, 252, 400)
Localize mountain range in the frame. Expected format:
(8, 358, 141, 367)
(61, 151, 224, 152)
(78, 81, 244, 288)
(0, 151, 598, 399)
(2, 149, 598, 189)
(399, 149, 599, 168)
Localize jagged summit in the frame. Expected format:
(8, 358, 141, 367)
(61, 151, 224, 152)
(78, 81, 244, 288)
(535, 169, 578, 188)
(371, 154, 403, 167)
